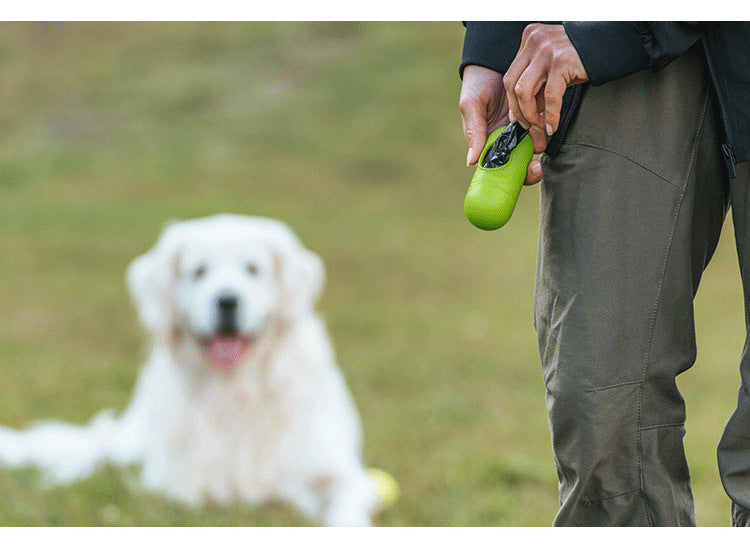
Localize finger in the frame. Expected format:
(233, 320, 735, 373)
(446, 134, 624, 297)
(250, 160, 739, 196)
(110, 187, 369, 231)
(489, 93, 511, 134)
(524, 158, 543, 185)
(514, 62, 547, 131)
(543, 71, 567, 136)
(503, 55, 529, 128)
(528, 124, 548, 154)
(460, 99, 488, 166)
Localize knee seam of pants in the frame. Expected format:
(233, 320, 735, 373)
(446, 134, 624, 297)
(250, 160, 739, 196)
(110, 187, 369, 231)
(582, 487, 641, 505)
(561, 141, 674, 187)
(634, 90, 710, 527)
(584, 380, 642, 393)
(638, 422, 685, 432)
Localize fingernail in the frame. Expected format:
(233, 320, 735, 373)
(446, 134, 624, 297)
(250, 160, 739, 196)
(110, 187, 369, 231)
(466, 147, 473, 166)
(532, 162, 542, 176)
(508, 110, 516, 124)
(546, 123, 554, 136)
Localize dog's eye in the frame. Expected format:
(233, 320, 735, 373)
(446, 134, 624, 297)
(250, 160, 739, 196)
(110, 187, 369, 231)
(193, 264, 207, 280)
(245, 263, 259, 277)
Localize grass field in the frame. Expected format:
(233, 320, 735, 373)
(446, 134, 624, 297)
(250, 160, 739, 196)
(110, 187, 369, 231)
(0, 21, 745, 526)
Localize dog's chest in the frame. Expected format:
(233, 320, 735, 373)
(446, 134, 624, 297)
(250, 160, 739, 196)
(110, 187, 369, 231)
(161, 377, 300, 502)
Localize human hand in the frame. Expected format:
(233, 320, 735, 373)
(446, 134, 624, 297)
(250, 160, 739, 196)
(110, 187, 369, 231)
(460, 65, 544, 185)
(503, 23, 588, 154)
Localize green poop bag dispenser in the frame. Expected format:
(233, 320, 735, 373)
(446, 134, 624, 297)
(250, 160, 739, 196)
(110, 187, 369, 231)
(464, 122, 534, 230)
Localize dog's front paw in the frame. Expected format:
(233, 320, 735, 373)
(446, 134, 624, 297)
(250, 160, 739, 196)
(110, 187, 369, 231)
(322, 507, 372, 527)
(319, 473, 378, 527)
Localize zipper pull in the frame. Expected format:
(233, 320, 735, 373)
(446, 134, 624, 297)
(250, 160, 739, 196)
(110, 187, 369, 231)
(722, 143, 737, 179)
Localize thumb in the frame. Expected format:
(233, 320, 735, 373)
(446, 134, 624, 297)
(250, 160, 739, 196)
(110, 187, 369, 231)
(460, 99, 488, 166)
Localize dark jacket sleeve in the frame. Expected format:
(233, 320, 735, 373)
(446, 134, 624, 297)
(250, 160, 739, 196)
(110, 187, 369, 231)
(459, 21, 528, 78)
(563, 22, 703, 85)
(461, 21, 704, 86)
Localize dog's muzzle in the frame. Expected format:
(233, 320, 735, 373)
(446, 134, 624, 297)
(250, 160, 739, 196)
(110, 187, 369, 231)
(217, 294, 239, 335)
(202, 293, 252, 371)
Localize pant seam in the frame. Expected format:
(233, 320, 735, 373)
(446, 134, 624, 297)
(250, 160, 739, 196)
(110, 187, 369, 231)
(634, 89, 710, 527)
(638, 422, 685, 432)
(559, 142, 675, 187)
(582, 488, 641, 505)
(584, 380, 642, 393)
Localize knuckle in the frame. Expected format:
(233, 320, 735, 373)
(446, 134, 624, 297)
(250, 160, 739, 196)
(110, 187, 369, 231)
(459, 96, 480, 116)
(551, 49, 573, 67)
(523, 23, 541, 41)
(464, 128, 479, 145)
(543, 87, 559, 104)
(514, 81, 529, 99)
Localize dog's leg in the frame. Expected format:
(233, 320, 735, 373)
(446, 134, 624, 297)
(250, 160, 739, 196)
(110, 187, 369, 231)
(0, 355, 165, 486)
(0, 409, 128, 484)
(319, 471, 378, 527)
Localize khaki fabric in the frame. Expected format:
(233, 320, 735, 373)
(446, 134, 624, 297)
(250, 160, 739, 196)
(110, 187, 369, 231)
(535, 44, 750, 526)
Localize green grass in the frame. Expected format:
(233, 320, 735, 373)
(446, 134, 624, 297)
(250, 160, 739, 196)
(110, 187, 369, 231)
(0, 21, 744, 526)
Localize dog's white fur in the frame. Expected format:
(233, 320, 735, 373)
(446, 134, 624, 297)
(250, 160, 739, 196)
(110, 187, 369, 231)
(0, 214, 377, 526)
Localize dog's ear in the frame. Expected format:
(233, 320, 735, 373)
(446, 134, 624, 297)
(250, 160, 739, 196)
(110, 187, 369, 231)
(127, 223, 182, 337)
(273, 235, 325, 321)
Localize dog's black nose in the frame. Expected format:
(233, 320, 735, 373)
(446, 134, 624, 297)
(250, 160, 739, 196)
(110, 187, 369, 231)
(217, 295, 239, 335)
(218, 295, 238, 312)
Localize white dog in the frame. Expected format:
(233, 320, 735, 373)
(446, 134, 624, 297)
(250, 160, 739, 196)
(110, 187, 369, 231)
(0, 214, 378, 526)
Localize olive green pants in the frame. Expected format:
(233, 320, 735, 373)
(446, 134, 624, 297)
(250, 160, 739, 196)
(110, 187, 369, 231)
(535, 44, 750, 526)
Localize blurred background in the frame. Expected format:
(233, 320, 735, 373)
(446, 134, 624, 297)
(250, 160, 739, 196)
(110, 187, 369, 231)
(0, 21, 744, 526)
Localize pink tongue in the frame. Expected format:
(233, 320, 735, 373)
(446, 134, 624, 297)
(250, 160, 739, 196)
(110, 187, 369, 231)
(206, 335, 250, 369)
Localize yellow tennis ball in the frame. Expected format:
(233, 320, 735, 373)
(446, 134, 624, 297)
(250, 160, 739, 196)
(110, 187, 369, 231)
(368, 467, 399, 508)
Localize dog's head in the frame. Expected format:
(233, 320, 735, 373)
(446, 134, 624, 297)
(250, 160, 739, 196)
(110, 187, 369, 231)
(127, 215, 324, 371)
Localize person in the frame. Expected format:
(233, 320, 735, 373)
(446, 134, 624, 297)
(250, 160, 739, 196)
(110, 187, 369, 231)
(458, 22, 750, 526)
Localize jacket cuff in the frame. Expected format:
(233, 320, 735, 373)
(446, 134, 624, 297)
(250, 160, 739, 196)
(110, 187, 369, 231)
(460, 21, 527, 78)
(563, 22, 651, 86)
